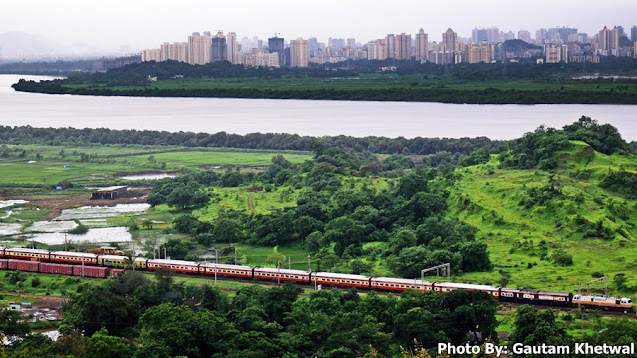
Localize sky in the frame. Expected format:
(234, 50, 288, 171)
(1, 0, 636, 53)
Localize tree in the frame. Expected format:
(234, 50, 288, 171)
(389, 229, 418, 254)
(510, 305, 571, 357)
(138, 304, 238, 358)
(160, 238, 194, 260)
(86, 328, 131, 358)
(459, 241, 492, 272)
(551, 249, 573, 266)
(62, 286, 140, 336)
(265, 247, 285, 267)
(212, 217, 245, 243)
(172, 214, 201, 235)
(396, 172, 428, 198)
(389, 246, 430, 278)
(0, 310, 30, 339)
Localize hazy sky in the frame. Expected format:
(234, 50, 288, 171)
(2, 0, 636, 52)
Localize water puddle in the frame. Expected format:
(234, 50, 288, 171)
(0, 223, 22, 236)
(27, 227, 132, 245)
(25, 221, 78, 233)
(1, 210, 14, 219)
(55, 203, 150, 220)
(119, 172, 176, 180)
(0, 200, 29, 209)
(40, 330, 60, 342)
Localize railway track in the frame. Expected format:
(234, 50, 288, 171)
(167, 272, 637, 319)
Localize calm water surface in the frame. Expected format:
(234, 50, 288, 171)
(1, 74, 636, 140)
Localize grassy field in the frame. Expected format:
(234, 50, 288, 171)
(449, 141, 637, 294)
(0, 144, 312, 187)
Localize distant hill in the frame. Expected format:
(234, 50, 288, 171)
(0, 31, 110, 60)
(0, 32, 61, 59)
(503, 39, 542, 52)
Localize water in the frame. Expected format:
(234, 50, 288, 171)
(25, 221, 78, 233)
(26, 226, 132, 245)
(119, 172, 176, 180)
(0, 199, 30, 209)
(1, 75, 636, 141)
(0, 223, 22, 236)
(54, 203, 151, 220)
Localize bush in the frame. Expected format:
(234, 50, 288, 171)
(551, 249, 573, 266)
(9, 271, 27, 284)
(68, 224, 89, 235)
(31, 277, 41, 287)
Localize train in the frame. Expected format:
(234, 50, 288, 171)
(0, 246, 633, 312)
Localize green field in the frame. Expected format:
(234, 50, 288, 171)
(0, 144, 312, 187)
(449, 141, 637, 294)
(62, 74, 637, 96)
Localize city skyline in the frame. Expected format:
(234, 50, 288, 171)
(1, 0, 636, 55)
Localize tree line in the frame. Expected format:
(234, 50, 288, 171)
(3, 269, 636, 357)
(0, 125, 502, 156)
(13, 78, 637, 104)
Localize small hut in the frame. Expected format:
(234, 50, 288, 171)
(91, 186, 128, 200)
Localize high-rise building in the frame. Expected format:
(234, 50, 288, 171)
(385, 34, 395, 59)
(346, 38, 357, 49)
(631, 26, 637, 42)
(535, 28, 548, 45)
(491, 43, 505, 62)
(211, 31, 227, 62)
(160, 42, 188, 62)
(290, 38, 309, 67)
(188, 32, 212, 65)
(548, 27, 577, 43)
(415, 29, 428, 61)
(442, 28, 457, 52)
(468, 42, 492, 63)
(308, 37, 320, 56)
(616, 26, 625, 38)
(394, 33, 411, 60)
(329, 38, 346, 50)
(518, 30, 532, 44)
(472, 28, 488, 43)
(268, 36, 285, 66)
(141, 49, 161, 62)
(545, 44, 568, 63)
(599, 26, 620, 51)
(502, 31, 515, 41)
(486, 27, 500, 43)
(366, 39, 387, 60)
(226, 32, 239, 64)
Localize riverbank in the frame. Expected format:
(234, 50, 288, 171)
(12, 76, 637, 104)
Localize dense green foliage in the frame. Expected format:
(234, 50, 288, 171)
(4, 270, 501, 357)
(500, 116, 632, 170)
(0, 125, 500, 156)
(13, 77, 637, 104)
(149, 149, 492, 276)
(11, 57, 637, 104)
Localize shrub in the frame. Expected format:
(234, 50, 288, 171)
(551, 249, 573, 266)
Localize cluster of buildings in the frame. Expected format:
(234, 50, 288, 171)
(141, 31, 309, 68)
(138, 24, 637, 69)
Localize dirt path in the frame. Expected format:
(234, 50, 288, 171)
(247, 196, 257, 215)
(0, 292, 69, 307)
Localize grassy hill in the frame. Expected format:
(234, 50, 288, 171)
(449, 141, 637, 294)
